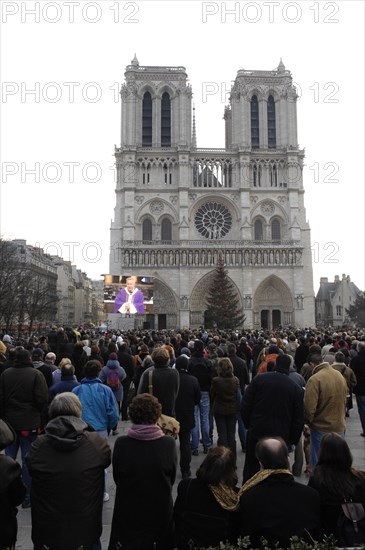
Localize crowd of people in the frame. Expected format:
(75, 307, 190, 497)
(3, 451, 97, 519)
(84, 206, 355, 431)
(1, 324, 365, 549)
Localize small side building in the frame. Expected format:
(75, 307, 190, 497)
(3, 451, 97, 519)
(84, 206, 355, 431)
(315, 274, 361, 327)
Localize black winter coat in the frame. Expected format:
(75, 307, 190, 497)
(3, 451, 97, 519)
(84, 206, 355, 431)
(242, 370, 304, 446)
(174, 478, 240, 549)
(26, 415, 111, 550)
(0, 455, 26, 547)
(351, 350, 365, 395)
(239, 473, 322, 548)
(138, 366, 180, 416)
(175, 370, 201, 431)
(188, 354, 214, 392)
(109, 435, 177, 550)
(227, 353, 249, 393)
(0, 360, 48, 430)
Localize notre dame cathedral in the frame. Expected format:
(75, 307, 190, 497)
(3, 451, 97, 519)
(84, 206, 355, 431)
(109, 55, 315, 330)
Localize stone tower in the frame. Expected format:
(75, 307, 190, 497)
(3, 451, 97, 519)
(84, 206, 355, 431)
(109, 56, 315, 330)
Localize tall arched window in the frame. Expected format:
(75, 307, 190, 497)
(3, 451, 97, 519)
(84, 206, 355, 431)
(254, 219, 263, 240)
(251, 95, 259, 149)
(161, 92, 171, 147)
(142, 218, 152, 242)
(267, 95, 276, 148)
(270, 164, 278, 187)
(252, 164, 262, 187)
(161, 218, 172, 242)
(271, 219, 281, 240)
(142, 92, 152, 146)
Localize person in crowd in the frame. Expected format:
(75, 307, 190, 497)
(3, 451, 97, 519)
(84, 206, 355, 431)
(90, 345, 105, 366)
(99, 352, 127, 435)
(188, 339, 214, 456)
(73, 359, 119, 502)
(174, 354, 201, 479)
(350, 342, 365, 436)
(257, 344, 281, 374)
(308, 432, 365, 539)
(227, 342, 249, 452)
(137, 347, 180, 417)
(294, 336, 310, 373)
(251, 336, 265, 373)
(164, 344, 176, 368)
(55, 328, 74, 363)
(51, 356, 76, 384)
(284, 353, 306, 477)
(117, 341, 135, 420)
(304, 353, 347, 469)
(237, 338, 252, 369)
(26, 393, 111, 550)
(46, 325, 58, 353)
(174, 446, 240, 549)
(0, 348, 48, 508)
(0, 346, 17, 374)
(108, 393, 177, 550)
(43, 352, 57, 372)
(0, 418, 26, 550)
(321, 337, 334, 358)
(134, 343, 150, 369)
(285, 333, 299, 360)
(332, 351, 357, 417)
(134, 353, 153, 389)
(241, 351, 304, 482)
(31, 348, 53, 387)
(48, 364, 80, 402)
(211, 358, 240, 459)
(71, 340, 89, 381)
(239, 437, 321, 548)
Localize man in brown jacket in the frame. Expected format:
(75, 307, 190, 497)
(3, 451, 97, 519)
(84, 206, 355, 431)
(304, 353, 347, 469)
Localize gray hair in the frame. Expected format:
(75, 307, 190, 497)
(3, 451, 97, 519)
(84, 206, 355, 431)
(357, 342, 365, 353)
(45, 352, 56, 362)
(49, 392, 82, 419)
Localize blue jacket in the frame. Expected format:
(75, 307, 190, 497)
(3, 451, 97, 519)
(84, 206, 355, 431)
(72, 378, 119, 432)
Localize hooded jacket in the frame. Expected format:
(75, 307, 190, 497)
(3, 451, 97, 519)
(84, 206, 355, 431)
(26, 415, 111, 549)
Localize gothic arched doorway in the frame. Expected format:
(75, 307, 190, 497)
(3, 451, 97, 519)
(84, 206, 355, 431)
(253, 275, 293, 330)
(152, 279, 178, 329)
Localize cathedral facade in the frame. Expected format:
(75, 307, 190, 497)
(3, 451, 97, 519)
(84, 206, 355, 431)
(109, 56, 315, 330)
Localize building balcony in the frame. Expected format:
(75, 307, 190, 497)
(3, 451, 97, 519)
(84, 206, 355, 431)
(115, 240, 303, 268)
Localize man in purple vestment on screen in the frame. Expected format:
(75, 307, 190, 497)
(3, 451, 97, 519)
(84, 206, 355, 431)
(114, 276, 145, 314)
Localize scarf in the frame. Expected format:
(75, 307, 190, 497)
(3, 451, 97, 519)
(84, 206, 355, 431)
(209, 469, 293, 511)
(127, 423, 164, 441)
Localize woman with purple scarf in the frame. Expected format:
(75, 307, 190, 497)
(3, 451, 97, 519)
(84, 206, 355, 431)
(108, 393, 177, 550)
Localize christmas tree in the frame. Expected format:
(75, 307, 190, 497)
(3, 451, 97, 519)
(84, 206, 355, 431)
(205, 257, 246, 330)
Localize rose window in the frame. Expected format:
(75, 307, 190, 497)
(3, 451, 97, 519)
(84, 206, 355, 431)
(194, 202, 232, 239)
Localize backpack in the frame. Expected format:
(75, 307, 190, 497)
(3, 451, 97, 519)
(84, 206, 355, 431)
(106, 368, 121, 391)
(336, 500, 365, 547)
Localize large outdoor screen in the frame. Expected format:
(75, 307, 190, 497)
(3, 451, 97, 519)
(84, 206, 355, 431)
(104, 275, 154, 315)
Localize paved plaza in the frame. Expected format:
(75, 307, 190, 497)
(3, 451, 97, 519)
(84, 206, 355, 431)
(15, 404, 365, 550)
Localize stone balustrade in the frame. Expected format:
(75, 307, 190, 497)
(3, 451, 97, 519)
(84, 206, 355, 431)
(114, 241, 303, 268)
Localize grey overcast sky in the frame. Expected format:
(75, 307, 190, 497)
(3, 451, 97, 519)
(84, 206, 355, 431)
(1, 0, 364, 293)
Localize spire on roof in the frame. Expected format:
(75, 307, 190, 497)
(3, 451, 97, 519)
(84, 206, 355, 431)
(192, 103, 197, 149)
(131, 54, 139, 67)
(278, 58, 285, 73)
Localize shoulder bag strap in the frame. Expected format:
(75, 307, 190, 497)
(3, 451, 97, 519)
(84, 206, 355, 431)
(148, 369, 153, 396)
